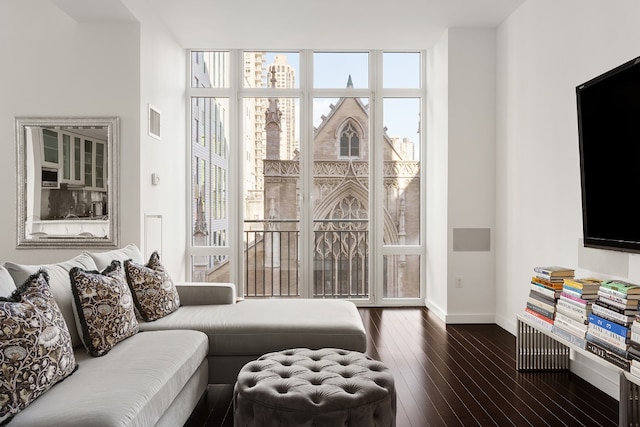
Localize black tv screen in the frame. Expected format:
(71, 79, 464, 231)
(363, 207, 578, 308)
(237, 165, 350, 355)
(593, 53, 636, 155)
(577, 56, 640, 253)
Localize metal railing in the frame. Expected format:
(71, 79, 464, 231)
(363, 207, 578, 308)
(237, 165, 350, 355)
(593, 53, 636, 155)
(244, 219, 369, 298)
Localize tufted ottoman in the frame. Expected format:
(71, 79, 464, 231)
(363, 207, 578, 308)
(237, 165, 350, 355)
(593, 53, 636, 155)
(233, 348, 396, 426)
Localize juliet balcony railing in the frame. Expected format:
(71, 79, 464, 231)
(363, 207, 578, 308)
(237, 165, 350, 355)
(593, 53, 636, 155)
(244, 219, 369, 298)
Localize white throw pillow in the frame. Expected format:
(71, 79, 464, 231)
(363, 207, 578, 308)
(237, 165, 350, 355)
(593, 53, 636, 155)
(0, 266, 15, 298)
(85, 243, 144, 270)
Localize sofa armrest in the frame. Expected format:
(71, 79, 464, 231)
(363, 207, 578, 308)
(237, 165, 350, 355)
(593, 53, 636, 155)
(174, 282, 236, 306)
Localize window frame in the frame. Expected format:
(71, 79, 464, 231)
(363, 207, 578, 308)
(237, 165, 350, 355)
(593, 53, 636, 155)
(186, 49, 426, 306)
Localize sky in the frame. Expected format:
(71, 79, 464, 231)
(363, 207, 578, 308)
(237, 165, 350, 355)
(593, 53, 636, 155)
(264, 52, 421, 147)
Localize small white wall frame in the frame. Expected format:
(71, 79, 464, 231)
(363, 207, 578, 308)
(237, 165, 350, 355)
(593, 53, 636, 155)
(144, 213, 163, 259)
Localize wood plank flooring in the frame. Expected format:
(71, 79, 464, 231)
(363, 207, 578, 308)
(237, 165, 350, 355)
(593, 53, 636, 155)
(185, 307, 618, 427)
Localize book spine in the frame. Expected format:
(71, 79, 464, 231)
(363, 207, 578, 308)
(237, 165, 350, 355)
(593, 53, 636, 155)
(529, 289, 556, 305)
(593, 300, 637, 317)
(598, 286, 635, 301)
(600, 295, 639, 311)
(586, 341, 630, 371)
(591, 305, 634, 326)
(527, 297, 555, 314)
(588, 323, 629, 347)
(597, 290, 631, 305)
(563, 279, 589, 289)
(630, 362, 640, 378)
(530, 282, 557, 299)
(554, 315, 588, 338)
(560, 292, 590, 306)
(556, 299, 590, 319)
(631, 330, 640, 344)
(556, 311, 588, 328)
(551, 325, 587, 349)
(555, 305, 589, 324)
(562, 286, 588, 299)
(586, 333, 629, 358)
(628, 345, 640, 362)
(588, 313, 630, 338)
(533, 266, 574, 277)
(535, 273, 565, 283)
(532, 276, 563, 289)
(601, 280, 639, 294)
(522, 309, 554, 330)
(526, 303, 555, 320)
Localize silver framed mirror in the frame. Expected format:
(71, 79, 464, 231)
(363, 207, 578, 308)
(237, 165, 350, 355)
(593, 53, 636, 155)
(15, 117, 120, 248)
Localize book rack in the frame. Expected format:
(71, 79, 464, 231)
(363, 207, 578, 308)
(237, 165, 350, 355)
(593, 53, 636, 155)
(516, 314, 639, 425)
(516, 315, 570, 370)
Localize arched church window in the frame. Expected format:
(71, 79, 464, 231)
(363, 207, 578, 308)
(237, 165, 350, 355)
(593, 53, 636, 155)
(339, 122, 360, 158)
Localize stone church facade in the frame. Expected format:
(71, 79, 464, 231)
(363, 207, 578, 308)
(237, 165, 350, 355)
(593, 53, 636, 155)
(263, 74, 420, 298)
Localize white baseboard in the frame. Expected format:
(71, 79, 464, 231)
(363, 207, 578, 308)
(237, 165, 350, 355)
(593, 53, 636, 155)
(444, 312, 496, 324)
(424, 298, 446, 323)
(424, 298, 496, 324)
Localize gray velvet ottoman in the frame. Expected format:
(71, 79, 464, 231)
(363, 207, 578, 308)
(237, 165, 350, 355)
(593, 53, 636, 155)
(233, 348, 396, 426)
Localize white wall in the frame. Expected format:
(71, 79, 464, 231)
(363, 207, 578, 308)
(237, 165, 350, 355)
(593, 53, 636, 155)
(425, 31, 450, 318)
(127, 1, 188, 279)
(0, 1, 186, 278)
(447, 28, 496, 322)
(0, 0, 141, 265)
(426, 28, 497, 323)
(496, 0, 640, 397)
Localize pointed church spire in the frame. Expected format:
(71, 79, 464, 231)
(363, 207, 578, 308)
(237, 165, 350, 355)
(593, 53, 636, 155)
(347, 74, 353, 88)
(265, 65, 282, 159)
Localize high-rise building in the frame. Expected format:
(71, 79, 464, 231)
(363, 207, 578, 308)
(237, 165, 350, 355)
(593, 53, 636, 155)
(243, 52, 268, 225)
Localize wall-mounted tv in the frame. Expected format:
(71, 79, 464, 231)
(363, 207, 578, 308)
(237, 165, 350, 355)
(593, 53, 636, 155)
(577, 55, 640, 253)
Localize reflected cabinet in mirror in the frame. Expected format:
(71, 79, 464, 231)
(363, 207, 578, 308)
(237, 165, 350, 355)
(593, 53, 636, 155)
(15, 117, 120, 248)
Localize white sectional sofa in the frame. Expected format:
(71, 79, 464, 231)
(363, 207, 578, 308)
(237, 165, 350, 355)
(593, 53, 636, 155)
(0, 244, 366, 426)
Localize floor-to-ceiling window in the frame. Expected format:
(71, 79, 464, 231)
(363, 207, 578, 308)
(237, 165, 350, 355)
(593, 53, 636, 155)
(187, 50, 425, 305)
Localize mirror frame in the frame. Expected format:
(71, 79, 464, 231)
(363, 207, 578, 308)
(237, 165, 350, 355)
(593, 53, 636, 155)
(15, 116, 120, 248)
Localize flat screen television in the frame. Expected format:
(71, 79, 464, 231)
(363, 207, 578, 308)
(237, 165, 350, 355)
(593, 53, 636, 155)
(577, 55, 640, 253)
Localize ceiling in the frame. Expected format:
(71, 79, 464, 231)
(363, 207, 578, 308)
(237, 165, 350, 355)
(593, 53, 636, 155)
(52, 0, 526, 48)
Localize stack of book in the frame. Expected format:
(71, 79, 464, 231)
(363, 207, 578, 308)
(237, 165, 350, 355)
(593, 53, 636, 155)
(552, 277, 602, 348)
(585, 279, 640, 371)
(629, 319, 640, 378)
(524, 266, 575, 330)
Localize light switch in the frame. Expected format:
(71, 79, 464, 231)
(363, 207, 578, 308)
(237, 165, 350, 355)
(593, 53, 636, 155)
(151, 173, 160, 185)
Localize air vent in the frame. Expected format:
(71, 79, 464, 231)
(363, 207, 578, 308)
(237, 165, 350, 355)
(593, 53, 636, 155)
(148, 105, 161, 140)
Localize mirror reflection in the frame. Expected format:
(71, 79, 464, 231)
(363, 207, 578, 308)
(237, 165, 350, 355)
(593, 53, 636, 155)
(16, 117, 119, 248)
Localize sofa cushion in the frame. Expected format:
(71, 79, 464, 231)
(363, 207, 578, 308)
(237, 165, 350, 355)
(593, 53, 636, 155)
(0, 267, 15, 298)
(0, 271, 76, 424)
(124, 252, 180, 321)
(3, 253, 98, 348)
(138, 299, 367, 356)
(7, 329, 208, 427)
(69, 261, 139, 356)
(86, 243, 144, 270)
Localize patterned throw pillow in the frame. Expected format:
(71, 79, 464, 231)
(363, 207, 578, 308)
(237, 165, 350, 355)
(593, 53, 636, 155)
(0, 271, 76, 424)
(69, 261, 139, 357)
(124, 252, 180, 321)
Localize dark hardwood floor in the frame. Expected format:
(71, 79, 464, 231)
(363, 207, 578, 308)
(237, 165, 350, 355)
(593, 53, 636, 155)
(186, 307, 618, 427)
